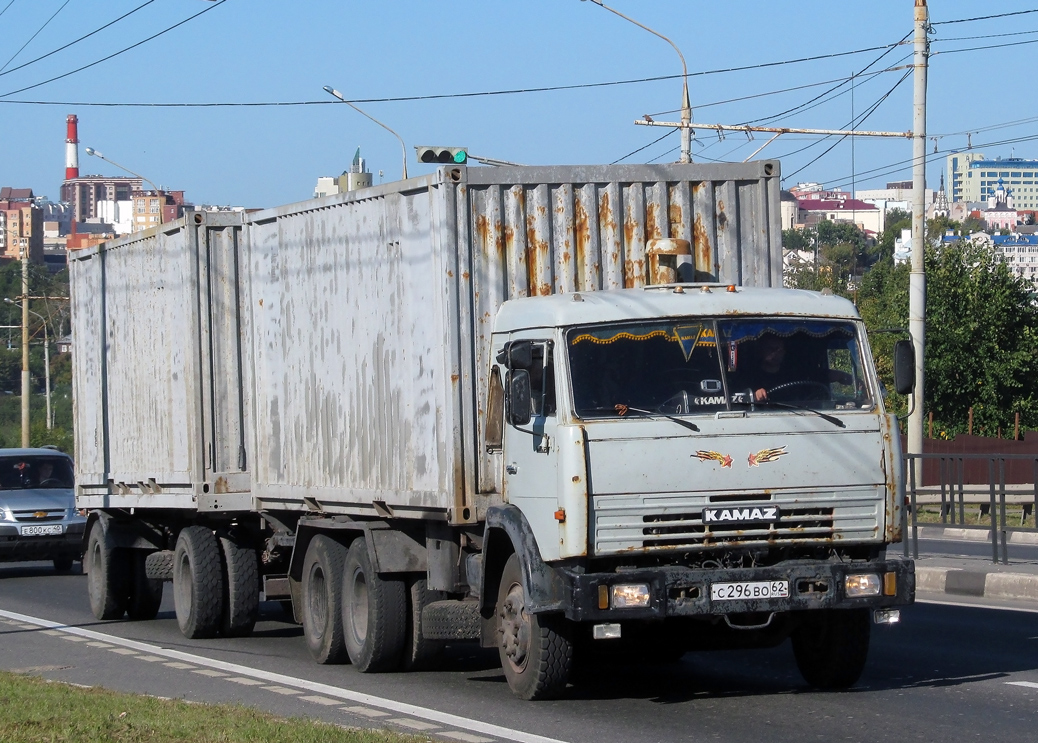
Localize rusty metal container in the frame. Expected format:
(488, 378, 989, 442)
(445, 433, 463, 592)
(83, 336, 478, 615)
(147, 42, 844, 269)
(70, 161, 782, 524)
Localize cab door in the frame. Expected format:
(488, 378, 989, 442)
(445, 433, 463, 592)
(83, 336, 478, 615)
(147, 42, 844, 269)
(500, 337, 562, 562)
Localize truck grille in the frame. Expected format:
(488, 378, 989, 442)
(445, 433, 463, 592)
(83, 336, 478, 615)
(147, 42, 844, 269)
(592, 489, 881, 555)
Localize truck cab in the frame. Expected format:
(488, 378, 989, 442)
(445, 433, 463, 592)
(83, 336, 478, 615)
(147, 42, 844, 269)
(481, 283, 913, 699)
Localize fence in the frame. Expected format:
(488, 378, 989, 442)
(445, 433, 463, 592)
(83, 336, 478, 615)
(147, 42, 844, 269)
(902, 453, 1038, 564)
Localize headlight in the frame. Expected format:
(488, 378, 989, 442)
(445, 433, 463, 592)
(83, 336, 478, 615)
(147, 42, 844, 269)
(610, 583, 651, 608)
(844, 573, 881, 597)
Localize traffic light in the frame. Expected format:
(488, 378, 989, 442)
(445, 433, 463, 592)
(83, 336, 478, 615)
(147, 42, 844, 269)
(415, 146, 468, 164)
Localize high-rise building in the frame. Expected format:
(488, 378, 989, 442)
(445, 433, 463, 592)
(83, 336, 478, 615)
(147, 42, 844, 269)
(0, 187, 44, 262)
(946, 153, 1038, 209)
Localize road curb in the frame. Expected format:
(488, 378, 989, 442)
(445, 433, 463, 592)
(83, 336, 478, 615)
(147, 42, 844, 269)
(915, 526, 1038, 545)
(916, 566, 1038, 603)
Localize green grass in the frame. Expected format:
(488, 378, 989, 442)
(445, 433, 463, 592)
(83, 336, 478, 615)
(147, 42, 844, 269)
(0, 671, 422, 743)
(913, 506, 1034, 528)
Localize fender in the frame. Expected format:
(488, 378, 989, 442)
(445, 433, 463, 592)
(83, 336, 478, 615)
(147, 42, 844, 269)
(83, 510, 164, 552)
(478, 504, 569, 620)
(288, 516, 426, 583)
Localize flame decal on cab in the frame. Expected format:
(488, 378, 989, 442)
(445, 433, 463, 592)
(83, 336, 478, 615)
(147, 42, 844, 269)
(748, 446, 788, 467)
(693, 450, 733, 468)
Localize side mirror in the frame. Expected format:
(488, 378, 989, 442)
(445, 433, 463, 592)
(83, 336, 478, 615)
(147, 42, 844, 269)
(506, 370, 532, 426)
(505, 341, 533, 370)
(893, 340, 915, 395)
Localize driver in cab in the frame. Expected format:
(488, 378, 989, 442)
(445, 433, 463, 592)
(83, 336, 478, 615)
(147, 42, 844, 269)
(750, 333, 851, 402)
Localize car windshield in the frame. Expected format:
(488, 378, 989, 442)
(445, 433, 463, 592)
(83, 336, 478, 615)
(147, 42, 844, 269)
(567, 317, 873, 418)
(0, 456, 74, 489)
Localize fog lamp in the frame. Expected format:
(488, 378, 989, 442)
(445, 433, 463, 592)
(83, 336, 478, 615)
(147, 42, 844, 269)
(844, 573, 881, 597)
(873, 608, 901, 625)
(611, 583, 651, 608)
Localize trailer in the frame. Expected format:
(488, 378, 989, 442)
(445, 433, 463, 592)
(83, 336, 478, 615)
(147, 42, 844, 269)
(71, 161, 914, 700)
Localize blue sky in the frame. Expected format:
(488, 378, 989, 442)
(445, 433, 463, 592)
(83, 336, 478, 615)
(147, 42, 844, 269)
(1, 0, 1036, 209)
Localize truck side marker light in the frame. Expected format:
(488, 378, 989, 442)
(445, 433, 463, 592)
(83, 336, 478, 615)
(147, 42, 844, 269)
(598, 585, 609, 609)
(727, 284, 737, 292)
(883, 571, 897, 596)
(554, 509, 566, 523)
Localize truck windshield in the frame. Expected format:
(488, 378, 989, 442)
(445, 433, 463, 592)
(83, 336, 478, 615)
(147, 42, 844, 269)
(567, 318, 872, 418)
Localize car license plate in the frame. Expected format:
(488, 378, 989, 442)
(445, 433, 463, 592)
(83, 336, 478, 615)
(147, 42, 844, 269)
(710, 580, 789, 601)
(19, 524, 63, 537)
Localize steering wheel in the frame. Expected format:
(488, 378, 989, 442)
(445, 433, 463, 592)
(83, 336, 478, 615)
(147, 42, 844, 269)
(38, 477, 61, 487)
(766, 380, 832, 400)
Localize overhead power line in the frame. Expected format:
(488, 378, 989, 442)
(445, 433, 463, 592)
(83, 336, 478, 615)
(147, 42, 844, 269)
(0, 0, 71, 74)
(0, 0, 157, 79)
(0, 0, 229, 98)
(932, 9, 1038, 26)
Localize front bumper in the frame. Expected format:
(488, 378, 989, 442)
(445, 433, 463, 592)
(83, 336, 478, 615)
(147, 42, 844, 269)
(556, 558, 914, 622)
(0, 521, 86, 562)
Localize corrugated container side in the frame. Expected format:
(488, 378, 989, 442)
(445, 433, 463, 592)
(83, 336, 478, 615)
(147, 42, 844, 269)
(460, 162, 781, 497)
(244, 184, 456, 518)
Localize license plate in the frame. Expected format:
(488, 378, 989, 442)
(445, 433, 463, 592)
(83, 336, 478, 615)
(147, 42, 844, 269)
(19, 524, 63, 537)
(710, 580, 789, 601)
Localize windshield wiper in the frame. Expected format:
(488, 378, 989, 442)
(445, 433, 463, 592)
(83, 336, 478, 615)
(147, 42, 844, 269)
(750, 399, 846, 428)
(614, 404, 700, 432)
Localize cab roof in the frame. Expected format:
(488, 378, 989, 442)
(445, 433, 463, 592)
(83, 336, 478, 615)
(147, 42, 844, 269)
(494, 285, 860, 334)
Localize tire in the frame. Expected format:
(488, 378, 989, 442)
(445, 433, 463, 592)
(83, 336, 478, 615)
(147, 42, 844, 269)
(341, 538, 407, 672)
(220, 536, 259, 638)
(496, 553, 573, 700)
(86, 520, 130, 620)
(301, 535, 349, 664)
(53, 554, 74, 572)
(172, 526, 225, 639)
(127, 551, 163, 621)
(791, 608, 871, 689)
(402, 577, 447, 671)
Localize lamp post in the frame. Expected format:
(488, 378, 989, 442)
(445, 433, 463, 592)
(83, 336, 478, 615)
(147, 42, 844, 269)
(323, 86, 408, 180)
(581, 0, 692, 163)
(84, 147, 160, 192)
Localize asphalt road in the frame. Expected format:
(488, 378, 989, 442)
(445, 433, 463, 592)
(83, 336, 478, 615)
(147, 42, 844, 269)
(2, 561, 1037, 743)
(912, 537, 1038, 562)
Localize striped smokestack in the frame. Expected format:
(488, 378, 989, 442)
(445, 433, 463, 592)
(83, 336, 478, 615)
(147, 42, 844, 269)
(65, 114, 79, 180)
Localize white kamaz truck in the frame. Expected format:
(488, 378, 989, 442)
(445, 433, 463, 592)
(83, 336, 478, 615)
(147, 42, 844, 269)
(71, 161, 914, 700)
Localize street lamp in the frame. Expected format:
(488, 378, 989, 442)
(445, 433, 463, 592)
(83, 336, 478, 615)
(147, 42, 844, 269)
(580, 0, 692, 163)
(323, 86, 408, 180)
(84, 147, 160, 192)
(4, 298, 51, 433)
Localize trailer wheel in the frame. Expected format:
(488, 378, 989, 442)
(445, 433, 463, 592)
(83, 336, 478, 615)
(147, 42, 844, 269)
(496, 553, 573, 700)
(86, 520, 129, 620)
(402, 577, 446, 671)
(53, 554, 75, 573)
(301, 535, 349, 664)
(341, 538, 407, 672)
(791, 608, 871, 689)
(220, 536, 259, 638)
(127, 551, 164, 621)
(173, 526, 225, 639)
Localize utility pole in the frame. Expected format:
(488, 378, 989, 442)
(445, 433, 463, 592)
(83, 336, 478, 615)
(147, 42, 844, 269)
(20, 247, 29, 447)
(908, 0, 929, 475)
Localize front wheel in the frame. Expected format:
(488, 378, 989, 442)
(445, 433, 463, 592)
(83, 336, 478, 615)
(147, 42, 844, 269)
(496, 553, 573, 700)
(791, 608, 871, 689)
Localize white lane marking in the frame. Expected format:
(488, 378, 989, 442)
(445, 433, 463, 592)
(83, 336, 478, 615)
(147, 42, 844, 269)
(86, 641, 113, 648)
(194, 669, 228, 678)
(344, 706, 391, 718)
(42, 629, 64, 636)
(1007, 681, 1038, 689)
(60, 635, 88, 642)
(135, 655, 166, 662)
(164, 662, 196, 670)
(0, 608, 568, 743)
(300, 695, 343, 706)
(916, 597, 1038, 614)
(228, 677, 265, 686)
(390, 718, 441, 731)
(109, 648, 138, 656)
(442, 733, 496, 743)
(263, 686, 302, 695)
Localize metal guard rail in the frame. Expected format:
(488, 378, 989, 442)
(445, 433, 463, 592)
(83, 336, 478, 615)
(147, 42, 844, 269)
(902, 453, 1038, 564)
